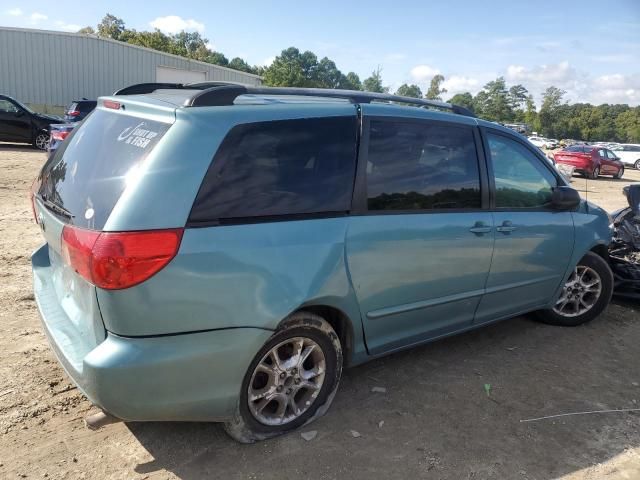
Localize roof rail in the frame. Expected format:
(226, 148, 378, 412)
(114, 82, 475, 117)
(113, 83, 185, 95)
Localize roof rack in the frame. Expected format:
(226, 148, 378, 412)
(114, 82, 475, 117)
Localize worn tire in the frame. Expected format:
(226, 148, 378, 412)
(535, 252, 613, 327)
(224, 311, 343, 443)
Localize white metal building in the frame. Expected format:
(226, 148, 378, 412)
(0, 27, 262, 111)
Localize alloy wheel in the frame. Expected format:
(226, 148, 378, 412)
(635, 160, 640, 170)
(553, 266, 602, 317)
(35, 133, 49, 150)
(247, 337, 326, 426)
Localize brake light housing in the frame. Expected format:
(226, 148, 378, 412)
(61, 226, 183, 290)
(67, 110, 80, 117)
(51, 130, 70, 142)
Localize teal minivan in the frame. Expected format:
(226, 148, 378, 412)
(31, 83, 613, 442)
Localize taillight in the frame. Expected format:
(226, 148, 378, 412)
(61, 226, 183, 290)
(67, 110, 80, 116)
(51, 130, 70, 141)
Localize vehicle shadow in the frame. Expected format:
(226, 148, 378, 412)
(127, 302, 640, 479)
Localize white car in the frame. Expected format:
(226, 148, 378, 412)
(528, 136, 555, 149)
(611, 144, 640, 169)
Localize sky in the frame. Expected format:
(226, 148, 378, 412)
(1, 0, 639, 105)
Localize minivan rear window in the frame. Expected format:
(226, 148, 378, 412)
(38, 109, 171, 229)
(189, 116, 358, 223)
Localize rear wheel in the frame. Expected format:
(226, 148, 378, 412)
(224, 311, 343, 443)
(535, 252, 613, 327)
(33, 131, 49, 150)
(615, 166, 624, 179)
(635, 159, 640, 170)
(590, 166, 600, 179)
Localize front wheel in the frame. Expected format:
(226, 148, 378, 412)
(224, 311, 343, 443)
(535, 252, 613, 327)
(615, 166, 624, 179)
(33, 131, 49, 150)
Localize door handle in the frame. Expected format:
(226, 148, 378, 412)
(469, 222, 492, 235)
(496, 221, 517, 234)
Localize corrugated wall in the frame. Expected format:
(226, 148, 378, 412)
(0, 27, 262, 108)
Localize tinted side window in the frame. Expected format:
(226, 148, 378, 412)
(487, 133, 557, 208)
(190, 116, 357, 222)
(366, 120, 481, 211)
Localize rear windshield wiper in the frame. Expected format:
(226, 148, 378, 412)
(39, 195, 75, 220)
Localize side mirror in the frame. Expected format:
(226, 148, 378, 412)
(551, 186, 581, 210)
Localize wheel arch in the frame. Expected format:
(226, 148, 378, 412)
(279, 305, 357, 367)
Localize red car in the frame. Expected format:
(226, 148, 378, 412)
(554, 144, 624, 179)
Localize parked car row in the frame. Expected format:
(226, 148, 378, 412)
(0, 94, 96, 151)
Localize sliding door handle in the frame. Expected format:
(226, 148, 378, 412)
(469, 222, 492, 235)
(496, 221, 517, 233)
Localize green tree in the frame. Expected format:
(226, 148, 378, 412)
(475, 77, 513, 122)
(206, 51, 229, 67)
(77, 26, 95, 34)
(508, 84, 529, 110)
(362, 67, 387, 93)
(344, 72, 362, 90)
(539, 86, 566, 136)
(316, 57, 344, 88)
(447, 92, 475, 112)
(97, 13, 125, 40)
(121, 29, 173, 53)
(228, 57, 256, 74)
(395, 84, 423, 98)
(425, 74, 447, 100)
(171, 31, 209, 60)
(263, 47, 320, 87)
(524, 94, 538, 129)
(615, 109, 640, 143)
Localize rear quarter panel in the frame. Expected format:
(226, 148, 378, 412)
(96, 218, 367, 359)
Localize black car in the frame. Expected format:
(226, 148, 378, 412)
(64, 99, 97, 122)
(0, 95, 61, 150)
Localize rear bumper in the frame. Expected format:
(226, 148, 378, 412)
(32, 244, 272, 422)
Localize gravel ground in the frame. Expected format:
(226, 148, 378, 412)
(0, 144, 639, 480)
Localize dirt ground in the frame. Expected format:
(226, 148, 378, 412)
(0, 144, 639, 480)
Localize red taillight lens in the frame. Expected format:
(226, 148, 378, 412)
(61, 226, 183, 290)
(61, 227, 100, 281)
(52, 130, 70, 141)
(67, 110, 80, 116)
